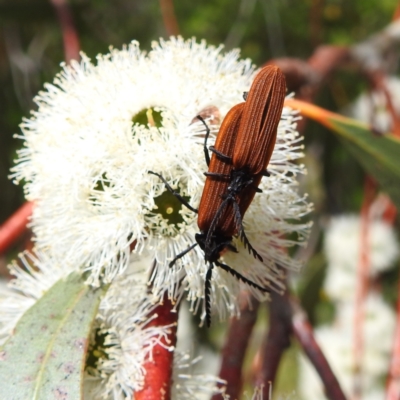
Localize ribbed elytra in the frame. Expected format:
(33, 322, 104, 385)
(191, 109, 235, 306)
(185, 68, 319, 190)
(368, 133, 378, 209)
(201, 65, 286, 264)
(218, 65, 286, 249)
(197, 103, 244, 235)
(149, 65, 286, 326)
(233, 65, 286, 174)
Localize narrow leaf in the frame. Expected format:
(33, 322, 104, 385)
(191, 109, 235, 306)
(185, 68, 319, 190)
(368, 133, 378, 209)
(0, 272, 107, 400)
(330, 118, 400, 207)
(285, 99, 400, 208)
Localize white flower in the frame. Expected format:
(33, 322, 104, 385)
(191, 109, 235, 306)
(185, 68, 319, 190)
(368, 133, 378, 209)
(85, 256, 225, 400)
(298, 293, 395, 399)
(347, 76, 400, 133)
(323, 265, 358, 302)
(334, 293, 396, 376)
(0, 254, 158, 399)
(0, 249, 225, 399)
(84, 256, 173, 399)
(173, 302, 224, 399)
(302, 215, 398, 398)
(12, 37, 310, 323)
(324, 215, 398, 279)
(172, 352, 226, 400)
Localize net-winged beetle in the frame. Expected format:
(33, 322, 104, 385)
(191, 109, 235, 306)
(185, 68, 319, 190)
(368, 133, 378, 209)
(149, 65, 286, 326)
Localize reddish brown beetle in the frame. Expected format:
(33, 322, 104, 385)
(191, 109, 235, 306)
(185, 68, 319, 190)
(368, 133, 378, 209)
(203, 65, 286, 261)
(149, 65, 286, 325)
(150, 103, 269, 326)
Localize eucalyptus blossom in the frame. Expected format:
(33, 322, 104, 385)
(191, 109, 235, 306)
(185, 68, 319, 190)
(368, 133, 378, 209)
(2, 37, 312, 398)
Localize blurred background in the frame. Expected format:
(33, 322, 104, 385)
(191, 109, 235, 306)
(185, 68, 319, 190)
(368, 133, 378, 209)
(0, 0, 396, 225)
(1, 1, 399, 399)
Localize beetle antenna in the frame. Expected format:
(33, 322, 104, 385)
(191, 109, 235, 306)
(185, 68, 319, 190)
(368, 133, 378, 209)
(197, 115, 211, 167)
(148, 171, 198, 213)
(169, 243, 198, 267)
(215, 260, 270, 293)
(205, 264, 213, 327)
(232, 201, 263, 262)
(204, 197, 231, 248)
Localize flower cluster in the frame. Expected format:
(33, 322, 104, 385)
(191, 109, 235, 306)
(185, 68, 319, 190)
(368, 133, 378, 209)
(298, 214, 398, 400)
(11, 37, 311, 320)
(2, 37, 311, 397)
(324, 215, 399, 301)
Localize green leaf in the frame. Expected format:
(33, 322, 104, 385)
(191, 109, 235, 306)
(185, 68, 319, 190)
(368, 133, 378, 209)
(0, 272, 107, 400)
(327, 117, 400, 208)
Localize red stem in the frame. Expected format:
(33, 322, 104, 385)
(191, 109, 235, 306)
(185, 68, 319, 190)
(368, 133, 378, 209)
(386, 266, 400, 400)
(135, 297, 178, 400)
(253, 292, 292, 400)
(0, 202, 34, 255)
(368, 71, 400, 137)
(392, 1, 400, 21)
(382, 198, 398, 224)
(353, 177, 376, 399)
(309, 0, 323, 48)
(212, 292, 260, 400)
(49, 0, 80, 63)
(159, 0, 180, 36)
(292, 301, 347, 400)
